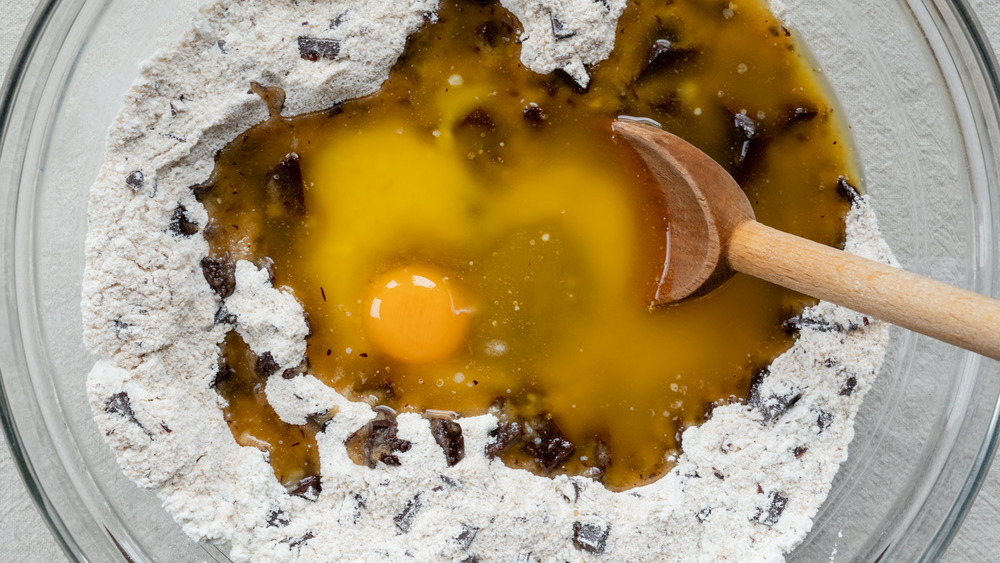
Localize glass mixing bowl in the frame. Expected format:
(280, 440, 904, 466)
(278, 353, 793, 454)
(1, 0, 999, 560)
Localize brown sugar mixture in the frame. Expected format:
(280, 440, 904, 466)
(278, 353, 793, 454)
(197, 0, 856, 491)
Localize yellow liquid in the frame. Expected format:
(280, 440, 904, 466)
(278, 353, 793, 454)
(201, 0, 855, 490)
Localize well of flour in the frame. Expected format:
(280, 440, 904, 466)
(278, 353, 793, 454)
(83, 0, 895, 560)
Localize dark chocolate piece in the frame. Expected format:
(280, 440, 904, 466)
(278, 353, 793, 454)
(793, 446, 808, 458)
(748, 369, 802, 424)
(394, 494, 422, 533)
(189, 180, 214, 201)
(816, 409, 834, 432)
(266, 507, 290, 527)
(455, 524, 479, 550)
(553, 68, 590, 94)
(430, 418, 465, 466)
(169, 204, 199, 237)
(522, 105, 548, 127)
(839, 375, 858, 396)
(696, 507, 712, 523)
(265, 154, 306, 217)
(640, 39, 696, 78)
(440, 474, 461, 488)
(257, 256, 276, 284)
(288, 475, 321, 501)
(785, 105, 819, 127)
(211, 362, 236, 389)
(284, 532, 315, 550)
(731, 112, 759, 170)
(460, 556, 480, 563)
(125, 170, 144, 192)
(485, 421, 523, 458)
(837, 176, 862, 205)
(572, 521, 610, 554)
(753, 491, 789, 527)
(457, 108, 496, 130)
(214, 305, 236, 326)
(105, 392, 151, 437)
(298, 37, 341, 61)
(524, 414, 575, 473)
(550, 15, 576, 40)
(782, 314, 841, 333)
(345, 415, 413, 468)
(255, 352, 280, 378)
(201, 256, 236, 298)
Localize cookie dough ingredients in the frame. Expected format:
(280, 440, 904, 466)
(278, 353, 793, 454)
(198, 0, 858, 490)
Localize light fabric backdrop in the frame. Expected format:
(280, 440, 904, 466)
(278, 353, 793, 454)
(1, 0, 998, 561)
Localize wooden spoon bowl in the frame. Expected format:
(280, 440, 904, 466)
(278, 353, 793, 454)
(613, 118, 1000, 360)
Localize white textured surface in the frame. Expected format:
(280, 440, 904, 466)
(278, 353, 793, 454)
(0, 0, 998, 561)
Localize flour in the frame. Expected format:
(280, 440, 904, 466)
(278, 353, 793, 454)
(83, 1, 894, 561)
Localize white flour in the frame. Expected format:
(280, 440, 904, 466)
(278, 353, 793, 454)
(83, 0, 894, 561)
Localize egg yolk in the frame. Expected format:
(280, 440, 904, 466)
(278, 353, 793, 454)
(364, 267, 471, 364)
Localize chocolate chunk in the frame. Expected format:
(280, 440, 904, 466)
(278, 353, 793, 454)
(284, 532, 315, 550)
(217, 39, 228, 53)
(288, 475, 321, 501)
(583, 440, 611, 481)
(783, 314, 839, 333)
(753, 491, 789, 527)
(816, 409, 834, 432)
(640, 39, 696, 78)
(306, 408, 337, 429)
(297, 37, 341, 61)
(455, 524, 479, 550)
(550, 15, 576, 40)
(793, 446, 808, 458)
(522, 105, 548, 127)
(105, 392, 148, 435)
(840, 375, 858, 396)
(457, 108, 496, 130)
(189, 180, 214, 201)
(214, 304, 236, 326)
(267, 507, 290, 527)
(748, 369, 801, 424)
(713, 468, 725, 480)
(696, 507, 712, 523)
(594, 0, 610, 12)
(394, 494, 422, 533)
(440, 474, 461, 488)
(255, 352, 279, 378)
(485, 399, 525, 458)
(524, 414, 575, 473)
(113, 319, 132, 340)
(731, 112, 759, 171)
(460, 556, 480, 563)
(837, 176, 862, 205)
(752, 391, 801, 424)
(572, 521, 610, 554)
(201, 256, 236, 298)
(430, 418, 465, 466)
(265, 154, 306, 217)
(169, 204, 199, 237)
(553, 68, 590, 94)
(346, 415, 413, 468)
(257, 256, 276, 284)
(475, 21, 505, 48)
(125, 171, 144, 192)
(785, 105, 819, 127)
(211, 362, 235, 388)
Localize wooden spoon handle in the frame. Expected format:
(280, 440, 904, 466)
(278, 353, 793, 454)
(728, 220, 1000, 360)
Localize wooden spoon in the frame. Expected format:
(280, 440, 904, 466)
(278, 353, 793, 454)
(613, 118, 1000, 361)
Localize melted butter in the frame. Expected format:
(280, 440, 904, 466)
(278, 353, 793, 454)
(203, 0, 855, 490)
